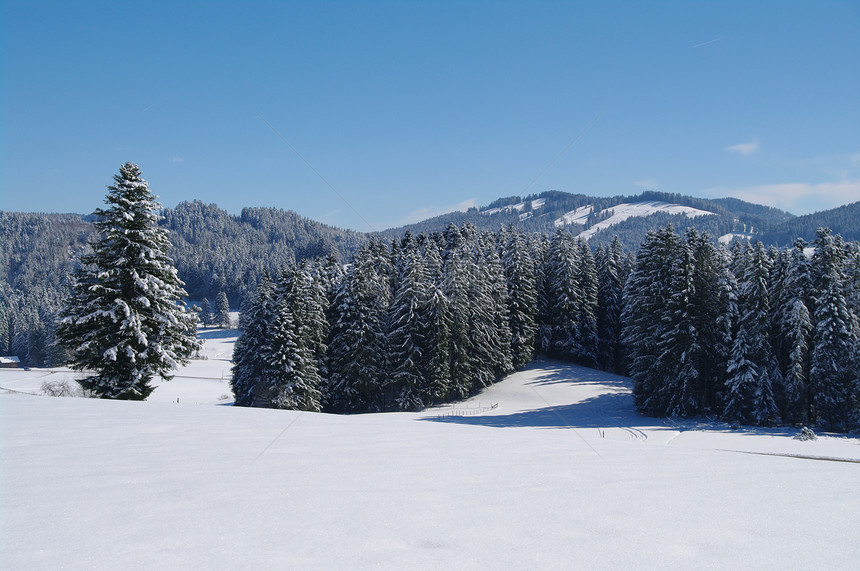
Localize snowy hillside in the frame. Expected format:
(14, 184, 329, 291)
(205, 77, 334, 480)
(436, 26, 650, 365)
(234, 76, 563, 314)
(2, 337, 859, 569)
(554, 201, 717, 239)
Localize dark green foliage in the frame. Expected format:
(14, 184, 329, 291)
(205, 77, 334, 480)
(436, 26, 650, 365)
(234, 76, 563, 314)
(809, 229, 858, 430)
(55, 163, 199, 399)
(214, 291, 231, 328)
(760, 201, 860, 245)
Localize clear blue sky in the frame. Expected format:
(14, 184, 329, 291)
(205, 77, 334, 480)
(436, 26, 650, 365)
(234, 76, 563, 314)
(2, 1, 858, 231)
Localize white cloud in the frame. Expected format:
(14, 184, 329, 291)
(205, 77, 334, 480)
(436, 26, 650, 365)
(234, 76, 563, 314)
(705, 179, 860, 214)
(395, 198, 477, 226)
(725, 138, 760, 156)
(171, 157, 184, 163)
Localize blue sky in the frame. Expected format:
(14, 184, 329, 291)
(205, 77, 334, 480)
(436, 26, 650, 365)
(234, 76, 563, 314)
(2, 1, 858, 231)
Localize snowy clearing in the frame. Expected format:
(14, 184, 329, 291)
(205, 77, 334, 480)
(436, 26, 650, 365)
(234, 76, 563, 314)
(552, 201, 717, 237)
(719, 232, 755, 243)
(2, 344, 859, 569)
(578, 202, 716, 239)
(553, 205, 593, 227)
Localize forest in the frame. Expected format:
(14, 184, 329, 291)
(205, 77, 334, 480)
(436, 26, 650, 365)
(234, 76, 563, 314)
(233, 223, 860, 431)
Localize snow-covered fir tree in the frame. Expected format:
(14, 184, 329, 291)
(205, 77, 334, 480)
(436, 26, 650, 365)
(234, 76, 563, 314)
(387, 235, 434, 410)
(55, 162, 199, 400)
(214, 291, 231, 328)
(546, 229, 582, 362)
(724, 242, 780, 425)
(685, 229, 729, 413)
(531, 233, 553, 355)
(442, 225, 473, 400)
(261, 266, 323, 411)
(621, 225, 680, 415)
(231, 274, 275, 406)
(772, 240, 813, 423)
(324, 241, 392, 412)
(199, 297, 213, 328)
(595, 237, 626, 374)
(501, 227, 538, 369)
(809, 229, 858, 430)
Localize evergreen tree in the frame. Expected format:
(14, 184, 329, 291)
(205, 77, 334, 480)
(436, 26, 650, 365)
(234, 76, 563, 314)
(387, 245, 433, 410)
(502, 227, 538, 369)
(724, 242, 779, 425)
(774, 240, 813, 423)
(324, 242, 392, 412)
(231, 274, 275, 406)
(214, 291, 231, 328)
(419, 237, 452, 404)
(685, 229, 729, 412)
(442, 227, 473, 400)
(809, 229, 857, 430)
(573, 238, 599, 367)
(546, 229, 582, 361)
(621, 225, 680, 414)
(199, 297, 213, 328)
(55, 162, 199, 400)
(260, 266, 323, 411)
(595, 237, 625, 373)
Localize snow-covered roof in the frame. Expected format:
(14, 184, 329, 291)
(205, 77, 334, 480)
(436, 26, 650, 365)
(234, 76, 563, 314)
(0, 356, 21, 364)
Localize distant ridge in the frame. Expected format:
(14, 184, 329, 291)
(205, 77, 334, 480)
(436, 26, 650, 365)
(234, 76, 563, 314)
(758, 201, 860, 245)
(377, 190, 797, 250)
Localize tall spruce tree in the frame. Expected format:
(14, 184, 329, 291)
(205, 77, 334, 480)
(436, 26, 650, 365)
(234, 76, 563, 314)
(595, 238, 625, 373)
(621, 225, 680, 414)
(724, 242, 780, 425)
(809, 229, 857, 430)
(231, 274, 275, 406)
(56, 162, 199, 400)
(261, 266, 323, 411)
(502, 227, 538, 369)
(214, 291, 231, 328)
(774, 240, 813, 423)
(324, 242, 392, 412)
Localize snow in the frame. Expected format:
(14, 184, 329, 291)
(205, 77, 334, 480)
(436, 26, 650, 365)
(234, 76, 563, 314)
(483, 199, 545, 217)
(2, 338, 859, 568)
(719, 233, 754, 244)
(552, 202, 717, 238)
(553, 204, 593, 227)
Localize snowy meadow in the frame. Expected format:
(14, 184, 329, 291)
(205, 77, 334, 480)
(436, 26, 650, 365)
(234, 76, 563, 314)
(2, 329, 859, 569)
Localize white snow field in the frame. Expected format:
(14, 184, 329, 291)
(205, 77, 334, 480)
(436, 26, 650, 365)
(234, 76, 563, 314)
(3, 342, 860, 569)
(552, 201, 717, 238)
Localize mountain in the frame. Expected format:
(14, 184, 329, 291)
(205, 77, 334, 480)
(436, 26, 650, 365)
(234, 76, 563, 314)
(379, 190, 797, 250)
(0, 203, 365, 366)
(758, 201, 860, 245)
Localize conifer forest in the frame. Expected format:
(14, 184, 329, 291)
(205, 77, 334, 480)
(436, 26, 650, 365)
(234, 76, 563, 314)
(232, 223, 860, 431)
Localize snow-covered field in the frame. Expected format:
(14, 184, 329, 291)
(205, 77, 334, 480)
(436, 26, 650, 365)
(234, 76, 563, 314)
(552, 201, 717, 239)
(3, 333, 859, 569)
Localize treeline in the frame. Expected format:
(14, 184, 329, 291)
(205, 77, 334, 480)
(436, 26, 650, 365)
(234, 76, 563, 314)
(624, 226, 860, 430)
(232, 224, 631, 412)
(163, 200, 365, 305)
(0, 202, 366, 366)
(760, 201, 860, 245)
(233, 223, 860, 431)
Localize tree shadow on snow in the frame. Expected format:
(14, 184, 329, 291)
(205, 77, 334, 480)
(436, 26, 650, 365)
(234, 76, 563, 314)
(421, 391, 660, 430)
(518, 359, 633, 390)
(197, 328, 241, 340)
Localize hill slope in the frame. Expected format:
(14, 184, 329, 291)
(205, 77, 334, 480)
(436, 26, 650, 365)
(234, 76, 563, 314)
(2, 357, 858, 569)
(758, 201, 860, 245)
(379, 190, 797, 249)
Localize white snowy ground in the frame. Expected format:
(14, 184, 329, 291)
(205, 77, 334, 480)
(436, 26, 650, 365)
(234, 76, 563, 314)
(3, 336, 860, 569)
